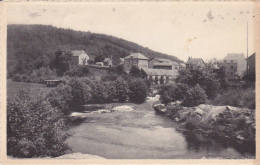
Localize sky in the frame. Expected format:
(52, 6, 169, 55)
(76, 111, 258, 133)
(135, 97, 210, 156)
(7, 2, 257, 61)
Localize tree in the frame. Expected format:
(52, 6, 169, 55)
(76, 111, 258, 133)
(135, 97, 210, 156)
(52, 50, 72, 76)
(182, 84, 208, 107)
(129, 66, 147, 79)
(128, 78, 147, 103)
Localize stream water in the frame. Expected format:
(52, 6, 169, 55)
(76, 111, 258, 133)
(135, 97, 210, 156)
(66, 102, 252, 159)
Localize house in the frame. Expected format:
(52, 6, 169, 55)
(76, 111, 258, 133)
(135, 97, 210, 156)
(224, 53, 246, 77)
(186, 57, 206, 69)
(104, 57, 112, 67)
(71, 50, 89, 65)
(246, 53, 255, 79)
(143, 68, 178, 85)
(148, 58, 173, 70)
(222, 59, 238, 79)
(124, 53, 149, 71)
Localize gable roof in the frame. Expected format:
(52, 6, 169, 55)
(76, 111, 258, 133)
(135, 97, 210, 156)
(124, 53, 149, 60)
(247, 53, 255, 61)
(71, 50, 88, 57)
(187, 57, 205, 66)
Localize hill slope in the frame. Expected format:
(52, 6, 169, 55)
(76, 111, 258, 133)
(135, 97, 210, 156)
(7, 24, 181, 75)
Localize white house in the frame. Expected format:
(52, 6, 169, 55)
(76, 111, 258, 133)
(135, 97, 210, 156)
(71, 50, 89, 65)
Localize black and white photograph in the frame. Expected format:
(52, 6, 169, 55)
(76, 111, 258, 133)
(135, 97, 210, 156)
(4, 1, 258, 160)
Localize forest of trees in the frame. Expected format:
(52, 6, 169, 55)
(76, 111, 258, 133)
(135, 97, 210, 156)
(7, 24, 181, 77)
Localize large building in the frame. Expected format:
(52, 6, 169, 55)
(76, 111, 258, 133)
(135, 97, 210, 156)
(124, 53, 179, 84)
(124, 53, 149, 71)
(71, 50, 89, 65)
(224, 53, 246, 77)
(222, 59, 238, 79)
(148, 58, 173, 70)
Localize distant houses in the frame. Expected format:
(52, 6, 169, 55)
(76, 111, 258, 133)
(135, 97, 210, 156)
(223, 53, 246, 77)
(123, 52, 180, 85)
(222, 59, 238, 79)
(71, 50, 89, 65)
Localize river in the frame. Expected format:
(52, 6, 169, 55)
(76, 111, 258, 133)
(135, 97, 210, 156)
(66, 101, 251, 159)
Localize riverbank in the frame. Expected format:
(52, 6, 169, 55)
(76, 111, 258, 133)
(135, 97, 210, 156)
(64, 97, 254, 159)
(153, 101, 255, 157)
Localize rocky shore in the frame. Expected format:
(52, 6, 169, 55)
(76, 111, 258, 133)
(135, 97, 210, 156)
(153, 101, 255, 154)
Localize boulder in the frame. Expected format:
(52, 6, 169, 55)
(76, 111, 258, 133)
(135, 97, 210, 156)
(153, 103, 167, 114)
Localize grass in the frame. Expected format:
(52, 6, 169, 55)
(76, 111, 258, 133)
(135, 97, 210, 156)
(7, 79, 53, 99)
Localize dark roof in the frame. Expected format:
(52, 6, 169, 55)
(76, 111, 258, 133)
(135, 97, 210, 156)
(187, 57, 205, 66)
(247, 53, 256, 60)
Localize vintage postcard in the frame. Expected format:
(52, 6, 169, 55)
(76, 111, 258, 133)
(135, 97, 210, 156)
(0, 0, 259, 164)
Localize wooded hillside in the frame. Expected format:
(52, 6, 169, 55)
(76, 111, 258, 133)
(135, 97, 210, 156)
(7, 24, 181, 76)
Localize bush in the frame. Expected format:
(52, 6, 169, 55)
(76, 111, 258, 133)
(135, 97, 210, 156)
(159, 83, 189, 104)
(91, 81, 109, 103)
(7, 90, 68, 158)
(211, 88, 255, 109)
(182, 84, 207, 107)
(129, 66, 147, 78)
(128, 78, 147, 103)
(68, 78, 92, 108)
(177, 67, 220, 99)
(30, 67, 57, 83)
(47, 84, 73, 114)
(114, 77, 129, 102)
(64, 65, 89, 77)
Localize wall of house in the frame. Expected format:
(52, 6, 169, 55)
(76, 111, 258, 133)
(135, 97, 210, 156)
(138, 59, 148, 69)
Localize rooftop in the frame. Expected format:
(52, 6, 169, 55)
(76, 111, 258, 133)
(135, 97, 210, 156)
(71, 50, 87, 56)
(124, 53, 149, 60)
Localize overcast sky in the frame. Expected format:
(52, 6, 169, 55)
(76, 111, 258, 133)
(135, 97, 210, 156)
(7, 2, 257, 61)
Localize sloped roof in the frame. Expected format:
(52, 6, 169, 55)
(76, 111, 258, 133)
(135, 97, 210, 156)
(71, 50, 88, 56)
(187, 58, 205, 66)
(124, 53, 148, 60)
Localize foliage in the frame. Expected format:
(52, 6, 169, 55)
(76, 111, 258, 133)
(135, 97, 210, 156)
(182, 84, 207, 107)
(128, 78, 147, 103)
(51, 50, 72, 76)
(177, 67, 220, 99)
(129, 66, 147, 79)
(47, 84, 73, 114)
(68, 78, 92, 108)
(109, 64, 126, 76)
(8, 24, 181, 78)
(211, 87, 255, 109)
(113, 77, 129, 102)
(30, 67, 57, 83)
(7, 90, 68, 158)
(64, 65, 89, 77)
(159, 83, 189, 104)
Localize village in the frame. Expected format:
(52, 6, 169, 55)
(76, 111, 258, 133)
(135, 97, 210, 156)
(45, 49, 255, 87)
(5, 2, 257, 160)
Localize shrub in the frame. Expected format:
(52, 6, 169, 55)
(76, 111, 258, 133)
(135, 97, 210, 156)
(114, 77, 129, 102)
(7, 90, 68, 158)
(128, 78, 147, 103)
(177, 67, 220, 99)
(68, 78, 92, 108)
(159, 83, 189, 104)
(211, 87, 255, 109)
(182, 84, 207, 107)
(47, 84, 73, 114)
(129, 66, 147, 78)
(91, 81, 109, 103)
(30, 67, 57, 83)
(64, 65, 89, 77)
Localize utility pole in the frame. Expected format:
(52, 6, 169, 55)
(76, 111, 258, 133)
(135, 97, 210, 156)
(246, 21, 248, 76)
